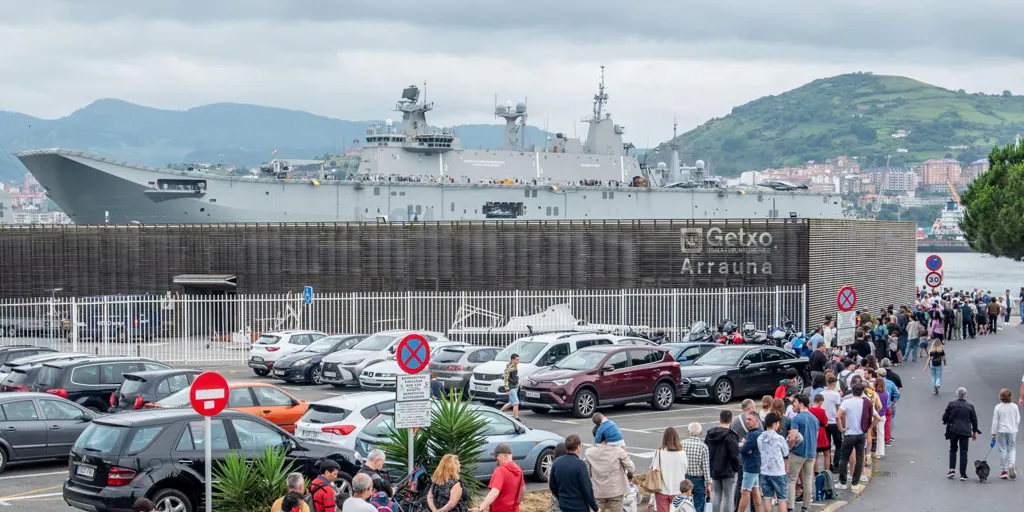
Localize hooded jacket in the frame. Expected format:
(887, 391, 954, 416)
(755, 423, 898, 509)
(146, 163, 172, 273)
(704, 426, 741, 480)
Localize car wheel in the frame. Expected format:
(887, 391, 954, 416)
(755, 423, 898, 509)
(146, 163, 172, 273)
(151, 488, 193, 512)
(651, 382, 675, 411)
(534, 448, 554, 483)
(333, 472, 354, 495)
(571, 389, 597, 418)
(791, 374, 805, 393)
(253, 367, 270, 377)
(712, 379, 733, 404)
(529, 408, 549, 415)
(0, 446, 8, 474)
(310, 366, 324, 385)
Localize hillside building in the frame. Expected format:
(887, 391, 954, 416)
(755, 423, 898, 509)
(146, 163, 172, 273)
(0, 189, 12, 225)
(965, 159, 990, 181)
(916, 158, 962, 191)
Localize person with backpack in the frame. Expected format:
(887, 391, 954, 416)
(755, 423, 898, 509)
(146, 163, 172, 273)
(835, 382, 879, 492)
(274, 473, 311, 512)
(310, 460, 341, 512)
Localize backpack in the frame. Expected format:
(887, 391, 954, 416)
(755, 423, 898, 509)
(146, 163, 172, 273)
(815, 471, 836, 501)
(305, 477, 330, 511)
(871, 325, 885, 342)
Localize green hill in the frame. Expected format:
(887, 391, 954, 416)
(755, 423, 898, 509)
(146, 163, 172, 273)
(658, 72, 1024, 174)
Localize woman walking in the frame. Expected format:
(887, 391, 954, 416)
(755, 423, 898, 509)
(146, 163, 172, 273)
(942, 387, 981, 481)
(992, 389, 1020, 480)
(904, 313, 922, 364)
(923, 340, 947, 395)
(651, 427, 689, 512)
(930, 311, 945, 343)
(427, 454, 468, 512)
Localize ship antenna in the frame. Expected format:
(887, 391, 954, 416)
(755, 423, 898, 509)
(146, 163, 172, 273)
(593, 65, 607, 120)
(522, 96, 528, 151)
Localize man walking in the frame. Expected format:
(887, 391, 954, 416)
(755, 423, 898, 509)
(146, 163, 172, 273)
(681, 422, 711, 512)
(706, 411, 741, 512)
(472, 444, 525, 512)
(787, 395, 819, 512)
(738, 413, 764, 512)
(500, 354, 521, 420)
(584, 434, 634, 512)
(550, 435, 599, 512)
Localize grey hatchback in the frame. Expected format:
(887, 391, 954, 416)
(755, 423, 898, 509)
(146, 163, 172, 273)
(0, 392, 99, 473)
(427, 345, 500, 396)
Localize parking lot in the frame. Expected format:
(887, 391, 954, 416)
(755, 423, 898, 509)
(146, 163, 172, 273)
(1, 362, 758, 510)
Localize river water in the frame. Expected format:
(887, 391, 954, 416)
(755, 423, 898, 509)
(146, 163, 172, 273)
(915, 252, 1024, 294)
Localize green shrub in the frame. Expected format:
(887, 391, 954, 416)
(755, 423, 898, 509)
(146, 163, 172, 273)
(212, 446, 297, 512)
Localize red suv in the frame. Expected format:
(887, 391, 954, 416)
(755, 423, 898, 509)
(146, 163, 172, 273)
(519, 345, 681, 418)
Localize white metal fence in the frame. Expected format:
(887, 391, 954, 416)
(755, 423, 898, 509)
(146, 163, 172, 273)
(0, 287, 806, 365)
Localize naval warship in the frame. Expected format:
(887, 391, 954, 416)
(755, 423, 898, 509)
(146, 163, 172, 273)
(16, 68, 844, 224)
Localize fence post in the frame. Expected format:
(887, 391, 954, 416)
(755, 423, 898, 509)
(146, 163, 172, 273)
(672, 289, 679, 336)
(405, 291, 412, 330)
(619, 289, 627, 327)
(774, 286, 781, 329)
(70, 297, 78, 352)
(802, 284, 808, 333)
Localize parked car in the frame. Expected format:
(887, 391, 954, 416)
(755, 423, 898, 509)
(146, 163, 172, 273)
(358, 341, 467, 390)
(31, 357, 172, 412)
(109, 369, 203, 413)
(520, 345, 681, 418)
(354, 404, 561, 482)
(272, 334, 367, 384)
(470, 332, 643, 403)
(0, 346, 58, 369)
(0, 392, 101, 474)
(428, 345, 500, 396)
(146, 381, 309, 433)
(319, 330, 449, 387)
(247, 330, 328, 376)
(294, 392, 395, 450)
(678, 345, 810, 404)
(0, 351, 91, 382)
(661, 342, 720, 366)
(3, 363, 58, 392)
(63, 408, 361, 512)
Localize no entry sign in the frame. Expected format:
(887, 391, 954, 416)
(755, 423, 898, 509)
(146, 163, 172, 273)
(396, 333, 431, 374)
(190, 372, 229, 417)
(836, 286, 857, 312)
(925, 254, 943, 272)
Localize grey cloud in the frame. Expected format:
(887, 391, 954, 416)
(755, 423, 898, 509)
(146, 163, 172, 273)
(1, 0, 1021, 61)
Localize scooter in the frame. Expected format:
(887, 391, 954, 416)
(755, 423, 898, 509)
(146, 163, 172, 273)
(741, 321, 769, 344)
(716, 319, 743, 344)
(682, 321, 714, 343)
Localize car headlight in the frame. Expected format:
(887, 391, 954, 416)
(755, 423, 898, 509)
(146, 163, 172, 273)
(524, 379, 534, 387)
(292, 357, 313, 366)
(552, 378, 572, 386)
(689, 377, 712, 384)
(342, 359, 364, 366)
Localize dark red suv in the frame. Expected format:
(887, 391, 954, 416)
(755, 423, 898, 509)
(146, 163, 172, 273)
(519, 345, 681, 418)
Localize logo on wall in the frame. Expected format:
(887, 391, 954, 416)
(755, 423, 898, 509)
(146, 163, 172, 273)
(680, 228, 703, 254)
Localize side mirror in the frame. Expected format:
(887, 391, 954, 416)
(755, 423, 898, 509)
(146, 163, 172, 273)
(739, 360, 750, 368)
(601, 365, 614, 373)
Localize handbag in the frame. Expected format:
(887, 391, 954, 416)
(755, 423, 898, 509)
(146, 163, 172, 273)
(641, 450, 663, 494)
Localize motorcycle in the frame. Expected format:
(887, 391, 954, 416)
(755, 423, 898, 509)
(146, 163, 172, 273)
(768, 316, 800, 348)
(682, 321, 714, 343)
(741, 321, 769, 344)
(716, 319, 743, 344)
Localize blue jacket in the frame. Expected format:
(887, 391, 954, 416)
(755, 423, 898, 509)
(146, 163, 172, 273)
(594, 420, 623, 444)
(884, 378, 901, 403)
(548, 453, 598, 512)
(739, 428, 762, 474)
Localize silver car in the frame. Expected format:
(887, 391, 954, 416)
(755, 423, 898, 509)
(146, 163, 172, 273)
(427, 345, 500, 396)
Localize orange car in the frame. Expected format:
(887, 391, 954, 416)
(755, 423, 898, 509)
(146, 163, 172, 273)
(144, 381, 309, 433)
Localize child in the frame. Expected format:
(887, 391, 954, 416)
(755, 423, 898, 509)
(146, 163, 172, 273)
(622, 471, 639, 512)
(670, 479, 696, 512)
(810, 393, 832, 472)
(593, 412, 626, 447)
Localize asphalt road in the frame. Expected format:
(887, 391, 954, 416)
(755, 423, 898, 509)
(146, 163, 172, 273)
(845, 323, 1024, 511)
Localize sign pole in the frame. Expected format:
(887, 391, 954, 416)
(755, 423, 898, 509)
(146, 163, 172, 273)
(408, 428, 414, 476)
(205, 415, 213, 512)
(395, 333, 432, 481)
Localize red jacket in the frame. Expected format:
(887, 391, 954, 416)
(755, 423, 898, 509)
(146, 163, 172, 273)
(310, 476, 336, 512)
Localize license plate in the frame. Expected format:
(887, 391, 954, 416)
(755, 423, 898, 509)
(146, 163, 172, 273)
(251, 356, 264, 362)
(525, 391, 540, 399)
(274, 370, 285, 375)
(323, 371, 336, 377)
(76, 465, 95, 478)
(473, 384, 488, 392)
(299, 429, 322, 440)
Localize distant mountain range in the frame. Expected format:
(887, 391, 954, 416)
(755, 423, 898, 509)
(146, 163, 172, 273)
(0, 99, 556, 183)
(656, 72, 1024, 174)
(3, 72, 1023, 183)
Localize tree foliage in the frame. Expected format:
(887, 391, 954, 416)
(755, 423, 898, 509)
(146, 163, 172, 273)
(212, 446, 296, 512)
(960, 141, 1024, 259)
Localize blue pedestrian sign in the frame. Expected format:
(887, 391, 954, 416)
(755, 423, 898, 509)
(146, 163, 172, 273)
(925, 254, 943, 272)
(303, 286, 313, 305)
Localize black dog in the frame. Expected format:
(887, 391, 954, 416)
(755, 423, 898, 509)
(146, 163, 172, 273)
(975, 459, 991, 483)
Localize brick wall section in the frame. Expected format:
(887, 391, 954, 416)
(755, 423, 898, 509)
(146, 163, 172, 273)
(806, 219, 917, 332)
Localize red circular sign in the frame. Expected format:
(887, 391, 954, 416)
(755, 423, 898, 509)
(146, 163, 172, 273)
(189, 372, 230, 417)
(396, 333, 431, 374)
(837, 286, 857, 312)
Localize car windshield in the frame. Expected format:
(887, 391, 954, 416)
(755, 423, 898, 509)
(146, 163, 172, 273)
(254, 335, 281, 345)
(496, 340, 547, 363)
(666, 346, 684, 360)
(157, 387, 190, 407)
(361, 413, 397, 438)
(694, 347, 747, 367)
(553, 350, 607, 371)
(303, 337, 337, 353)
(353, 334, 399, 352)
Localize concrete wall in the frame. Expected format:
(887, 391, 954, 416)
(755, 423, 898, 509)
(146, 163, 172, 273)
(806, 219, 917, 331)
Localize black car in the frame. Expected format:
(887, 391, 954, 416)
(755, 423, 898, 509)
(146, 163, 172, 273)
(32, 357, 172, 412)
(3, 363, 58, 392)
(109, 369, 203, 413)
(63, 408, 361, 512)
(0, 345, 57, 365)
(272, 334, 366, 385)
(0, 392, 101, 474)
(678, 345, 809, 404)
(0, 351, 91, 377)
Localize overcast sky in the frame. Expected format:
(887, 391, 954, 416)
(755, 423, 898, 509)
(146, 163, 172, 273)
(1, 0, 1022, 146)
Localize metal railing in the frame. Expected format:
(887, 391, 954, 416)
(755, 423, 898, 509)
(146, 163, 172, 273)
(0, 286, 806, 365)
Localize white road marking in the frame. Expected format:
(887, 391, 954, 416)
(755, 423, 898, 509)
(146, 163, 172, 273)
(0, 471, 67, 481)
(0, 492, 64, 503)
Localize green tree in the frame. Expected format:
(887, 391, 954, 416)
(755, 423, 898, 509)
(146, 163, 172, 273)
(960, 142, 1024, 258)
(212, 446, 296, 512)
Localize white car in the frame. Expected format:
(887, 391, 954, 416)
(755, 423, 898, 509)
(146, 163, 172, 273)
(359, 341, 469, 389)
(247, 330, 327, 376)
(469, 332, 643, 403)
(319, 329, 449, 387)
(294, 392, 396, 449)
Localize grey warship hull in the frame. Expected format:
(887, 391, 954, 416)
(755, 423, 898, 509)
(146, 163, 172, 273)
(16, 149, 844, 223)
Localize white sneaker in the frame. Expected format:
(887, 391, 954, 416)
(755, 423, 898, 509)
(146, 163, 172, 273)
(860, 476, 869, 483)
(834, 482, 847, 490)
(852, 484, 864, 492)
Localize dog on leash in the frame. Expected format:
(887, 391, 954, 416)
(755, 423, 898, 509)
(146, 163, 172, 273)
(975, 459, 991, 483)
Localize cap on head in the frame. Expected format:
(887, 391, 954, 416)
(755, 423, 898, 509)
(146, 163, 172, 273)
(491, 443, 512, 456)
(877, 368, 887, 377)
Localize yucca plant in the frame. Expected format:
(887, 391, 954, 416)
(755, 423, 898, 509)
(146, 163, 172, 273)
(378, 388, 489, 497)
(212, 446, 297, 512)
